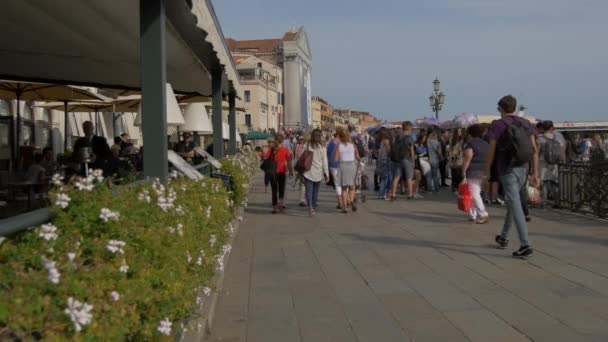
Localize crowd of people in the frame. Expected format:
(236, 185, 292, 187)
(259, 94, 608, 260)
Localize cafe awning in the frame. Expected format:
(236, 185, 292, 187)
(0, 0, 240, 97)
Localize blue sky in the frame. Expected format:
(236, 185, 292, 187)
(213, 0, 608, 122)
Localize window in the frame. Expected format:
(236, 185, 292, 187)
(245, 114, 252, 128)
(36, 109, 52, 148)
(22, 104, 35, 146)
(245, 90, 251, 102)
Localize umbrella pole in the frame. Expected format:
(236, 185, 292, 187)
(15, 91, 21, 165)
(64, 101, 70, 153)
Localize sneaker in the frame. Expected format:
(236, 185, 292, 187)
(513, 246, 533, 259)
(476, 216, 490, 224)
(414, 193, 424, 199)
(493, 198, 505, 205)
(495, 235, 509, 249)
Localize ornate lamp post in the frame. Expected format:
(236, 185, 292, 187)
(428, 78, 446, 120)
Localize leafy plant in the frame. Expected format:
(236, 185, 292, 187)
(0, 152, 257, 340)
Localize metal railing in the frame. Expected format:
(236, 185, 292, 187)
(558, 161, 608, 218)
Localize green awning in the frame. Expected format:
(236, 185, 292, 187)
(246, 131, 272, 140)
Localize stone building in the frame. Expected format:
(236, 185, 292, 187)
(227, 26, 312, 130)
(232, 54, 282, 132)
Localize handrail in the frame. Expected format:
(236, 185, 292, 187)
(0, 207, 53, 236)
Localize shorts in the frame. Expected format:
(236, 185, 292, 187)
(392, 159, 414, 180)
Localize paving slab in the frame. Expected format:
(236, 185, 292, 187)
(209, 172, 608, 341)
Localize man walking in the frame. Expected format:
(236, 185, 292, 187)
(484, 95, 539, 259)
(389, 121, 415, 200)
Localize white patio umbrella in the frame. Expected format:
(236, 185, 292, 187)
(134, 83, 185, 127)
(0, 81, 108, 155)
(180, 103, 212, 134)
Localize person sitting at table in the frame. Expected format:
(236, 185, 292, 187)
(26, 152, 47, 184)
(73, 121, 112, 173)
(111, 137, 122, 159)
(39, 147, 58, 177)
(174, 132, 195, 159)
(120, 132, 135, 156)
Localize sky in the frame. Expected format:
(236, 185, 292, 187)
(213, 0, 608, 122)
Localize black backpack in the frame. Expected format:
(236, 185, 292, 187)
(503, 117, 534, 166)
(543, 135, 562, 164)
(390, 135, 409, 162)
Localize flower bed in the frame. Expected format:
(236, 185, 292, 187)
(0, 152, 257, 340)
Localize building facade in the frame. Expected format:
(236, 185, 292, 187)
(311, 97, 322, 129)
(227, 26, 312, 130)
(233, 54, 282, 132)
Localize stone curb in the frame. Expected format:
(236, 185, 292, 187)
(179, 205, 245, 342)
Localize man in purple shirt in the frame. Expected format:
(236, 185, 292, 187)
(484, 95, 539, 259)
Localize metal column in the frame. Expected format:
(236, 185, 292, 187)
(212, 68, 224, 159)
(228, 91, 237, 155)
(140, 0, 168, 181)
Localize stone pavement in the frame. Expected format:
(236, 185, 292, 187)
(210, 171, 608, 342)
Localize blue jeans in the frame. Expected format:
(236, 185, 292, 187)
(499, 166, 531, 247)
(304, 178, 321, 209)
(430, 165, 441, 192)
(378, 175, 392, 198)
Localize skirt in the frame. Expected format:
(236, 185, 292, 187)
(339, 161, 357, 187)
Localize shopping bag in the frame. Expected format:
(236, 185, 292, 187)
(527, 185, 542, 205)
(458, 183, 472, 212)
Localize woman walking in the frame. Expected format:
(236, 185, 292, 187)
(449, 127, 465, 192)
(414, 134, 433, 195)
(426, 130, 443, 193)
(302, 129, 329, 216)
(334, 127, 360, 213)
(461, 124, 490, 224)
(294, 136, 308, 207)
(264, 135, 293, 214)
(375, 128, 392, 200)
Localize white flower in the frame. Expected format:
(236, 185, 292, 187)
(67, 253, 76, 262)
(176, 224, 183, 236)
(237, 216, 243, 222)
(74, 176, 95, 192)
(181, 185, 187, 192)
(225, 198, 230, 207)
(203, 287, 211, 296)
(51, 173, 64, 186)
(47, 247, 55, 254)
(110, 291, 120, 302)
(137, 190, 151, 203)
(196, 296, 203, 305)
(42, 257, 61, 284)
(222, 244, 232, 255)
(169, 170, 180, 179)
(55, 192, 71, 209)
(92, 169, 104, 182)
(196, 256, 204, 266)
(99, 208, 120, 222)
(187, 251, 193, 264)
(215, 255, 225, 272)
(119, 259, 129, 273)
(205, 207, 211, 219)
(157, 318, 172, 336)
(175, 205, 185, 215)
(209, 235, 216, 247)
(106, 240, 126, 254)
(39, 223, 58, 241)
(64, 297, 93, 332)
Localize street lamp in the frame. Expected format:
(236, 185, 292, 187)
(429, 77, 446, 120)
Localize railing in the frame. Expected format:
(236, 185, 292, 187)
(558, 161, 608, 218)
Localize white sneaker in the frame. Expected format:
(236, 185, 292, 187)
(414, 193, 424, 199)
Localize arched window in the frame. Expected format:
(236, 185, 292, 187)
(36, 108, 52, 148)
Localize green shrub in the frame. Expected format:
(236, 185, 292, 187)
(0, 152, 257, 340)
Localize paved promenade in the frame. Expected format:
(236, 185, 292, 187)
(210, 172, 608, 342)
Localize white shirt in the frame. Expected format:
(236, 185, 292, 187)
(338, 143, 356, 162)
(303, 144, 329, 182)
